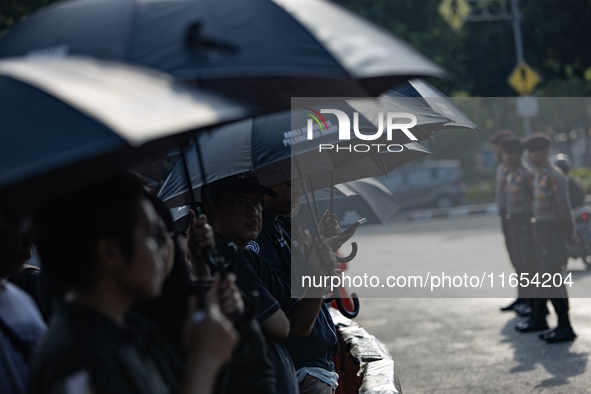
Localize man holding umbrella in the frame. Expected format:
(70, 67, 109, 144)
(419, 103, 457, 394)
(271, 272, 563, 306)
(248, 175, 354, 394)
(201, 172, 338, 394)
(30, 173, 239, 394)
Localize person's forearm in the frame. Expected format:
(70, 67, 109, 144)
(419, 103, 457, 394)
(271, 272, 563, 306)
(289, 296, 323, 337)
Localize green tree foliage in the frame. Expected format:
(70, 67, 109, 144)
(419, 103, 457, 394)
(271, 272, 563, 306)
(0, 1, 59, 36)
(335, 0, 591, 97)
(335, 0, 591, 183)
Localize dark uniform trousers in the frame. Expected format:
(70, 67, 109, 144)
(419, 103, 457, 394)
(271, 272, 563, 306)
(506, 213, 536, 299)
(532, 220, 569, 317)
(501, 212, 522, 273)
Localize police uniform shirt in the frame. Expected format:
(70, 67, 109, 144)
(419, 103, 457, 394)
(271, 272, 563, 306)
(532, 162, 576, 237)
(506, 164, 534, 216)
(495, 162, 510, 212)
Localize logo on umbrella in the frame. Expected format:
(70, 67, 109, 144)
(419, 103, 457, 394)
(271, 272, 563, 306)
(303, 107, 329, 134)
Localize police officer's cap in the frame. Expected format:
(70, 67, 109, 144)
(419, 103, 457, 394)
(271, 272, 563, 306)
(523, 133, 551, 151)
(500, 138, 523, 153)
(489, 129, 516, 145)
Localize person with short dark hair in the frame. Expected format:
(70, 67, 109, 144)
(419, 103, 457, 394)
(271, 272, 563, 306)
(30, 173, 239, 394)
(518, 134, 577, 342)
(202, 172, 337, 394)
(490, 130, 524, 312)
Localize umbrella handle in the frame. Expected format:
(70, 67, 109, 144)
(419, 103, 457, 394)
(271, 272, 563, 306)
(335, 242, 358, 263)
(336, 293, 360, 319)
(207, 242, 239, 280)
(186, 23, 238, 54)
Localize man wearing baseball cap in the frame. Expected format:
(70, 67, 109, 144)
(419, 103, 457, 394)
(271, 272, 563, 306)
(202, 171, 338, 393)
(519, 133, 577, 342)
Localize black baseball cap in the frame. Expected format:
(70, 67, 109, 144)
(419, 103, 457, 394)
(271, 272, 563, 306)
(202, 171, 277, 201)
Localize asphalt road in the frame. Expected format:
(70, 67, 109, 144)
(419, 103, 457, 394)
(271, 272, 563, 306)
(342, 214, 591, 394)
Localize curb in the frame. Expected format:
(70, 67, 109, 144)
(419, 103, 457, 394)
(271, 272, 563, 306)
(393, 203, 498, 221)
(330, 308, 401, 394)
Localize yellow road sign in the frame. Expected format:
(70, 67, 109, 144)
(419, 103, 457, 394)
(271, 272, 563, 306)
(508, 62, 540, 96)
(438, 0, 471, 31)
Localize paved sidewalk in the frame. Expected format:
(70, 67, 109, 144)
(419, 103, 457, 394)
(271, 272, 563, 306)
(343, 214, 591, 393)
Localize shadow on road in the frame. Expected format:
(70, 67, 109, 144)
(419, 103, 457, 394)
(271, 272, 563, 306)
(500, 314, 588, 388)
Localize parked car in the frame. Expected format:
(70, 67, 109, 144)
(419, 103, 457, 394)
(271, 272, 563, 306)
(377, 159, 464, 209)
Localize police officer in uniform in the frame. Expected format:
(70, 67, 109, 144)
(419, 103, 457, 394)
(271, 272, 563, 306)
(518, 133, 577, 342)
(490, 129, 525, 312)
(501, 138, 537, 317)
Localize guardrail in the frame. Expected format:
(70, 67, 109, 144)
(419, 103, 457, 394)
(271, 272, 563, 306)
(331, 308, 402, 394)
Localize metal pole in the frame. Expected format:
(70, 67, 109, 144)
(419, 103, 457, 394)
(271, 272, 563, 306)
(294, 157, 321, 236)
(329, 171, 334, 216)
(510, 0, 524, 64)
(511, 0, 532, 135)
(179, 144, 198, 211)
(307, 175, 321, 222)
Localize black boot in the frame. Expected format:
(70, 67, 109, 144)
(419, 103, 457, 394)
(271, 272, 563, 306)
(516, 300, 549, 332)
(515, 299, 532, 316)
(501, 298, 524, 312)
(544, 313, 577, 343)
(538, 327, 556, 339)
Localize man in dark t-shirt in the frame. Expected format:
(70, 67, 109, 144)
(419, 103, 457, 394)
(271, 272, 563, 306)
(250, 178, 355, 394)
(202, 172, 337, 394)
(31, 173, 238, 394)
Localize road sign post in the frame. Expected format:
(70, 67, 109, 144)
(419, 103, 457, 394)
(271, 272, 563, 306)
(439, 0, 539, 135)
(438, 0, 471, 31)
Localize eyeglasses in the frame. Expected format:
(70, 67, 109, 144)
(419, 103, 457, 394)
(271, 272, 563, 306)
(222, 198, 267, 213)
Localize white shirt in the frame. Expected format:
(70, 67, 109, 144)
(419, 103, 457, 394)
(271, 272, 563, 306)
(0, 280, 47, 394)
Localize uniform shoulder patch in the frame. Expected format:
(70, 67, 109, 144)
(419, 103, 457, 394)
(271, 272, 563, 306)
(245, 241, 260, 253)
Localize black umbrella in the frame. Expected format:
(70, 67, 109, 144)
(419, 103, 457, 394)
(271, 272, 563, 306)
(0, 56, 250, 220)
(0, 0, 447, 111)
(157, 98, 450, 207)
(385, 79, 481, 133)
(294, 178, 403, 226)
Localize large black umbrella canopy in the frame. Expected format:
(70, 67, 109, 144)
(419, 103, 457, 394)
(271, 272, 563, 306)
(297, 142, 434, 192)
(294, 178, 402, 226)
(157, 97, 451, 207)
(0, 0, 447, 111)
(385, 79, 481, 133)
(157, 110, 342, 207)
(0, 56, 251, 220)
(292, 96, 450, 172)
